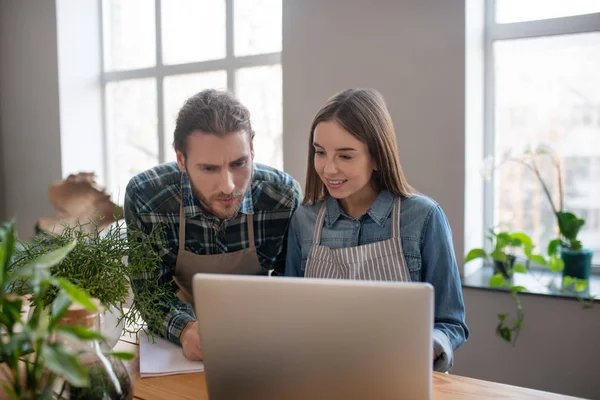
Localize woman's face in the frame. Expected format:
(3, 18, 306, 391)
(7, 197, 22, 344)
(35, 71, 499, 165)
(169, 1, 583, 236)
(313, 120, 377, 202)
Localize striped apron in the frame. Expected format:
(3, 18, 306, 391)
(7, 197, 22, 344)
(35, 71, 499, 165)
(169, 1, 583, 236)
(304, 197, 411, 281)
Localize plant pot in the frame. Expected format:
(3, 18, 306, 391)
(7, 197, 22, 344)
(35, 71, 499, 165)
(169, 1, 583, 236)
(560, 248, 593, 280)
(493, 255, 516, 279)
(26, 304, 124, 349)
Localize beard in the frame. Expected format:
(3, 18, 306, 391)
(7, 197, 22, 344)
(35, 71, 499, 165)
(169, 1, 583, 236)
(190, 180, 249, 220)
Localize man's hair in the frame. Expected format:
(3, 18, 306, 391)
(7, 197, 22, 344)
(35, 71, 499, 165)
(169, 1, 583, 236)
(172, 89, 254, 155)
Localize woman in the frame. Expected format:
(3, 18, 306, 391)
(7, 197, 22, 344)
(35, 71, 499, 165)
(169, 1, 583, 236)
(285, 88, 469, 373)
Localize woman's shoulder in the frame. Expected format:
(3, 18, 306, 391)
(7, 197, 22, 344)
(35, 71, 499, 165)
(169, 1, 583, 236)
(400, 193, 439, 214)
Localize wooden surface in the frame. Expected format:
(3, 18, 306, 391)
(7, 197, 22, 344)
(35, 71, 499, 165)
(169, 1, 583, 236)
(117, 340, 583, 400)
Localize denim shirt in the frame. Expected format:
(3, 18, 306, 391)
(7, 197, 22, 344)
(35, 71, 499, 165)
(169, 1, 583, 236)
(285, 190, 469, 372)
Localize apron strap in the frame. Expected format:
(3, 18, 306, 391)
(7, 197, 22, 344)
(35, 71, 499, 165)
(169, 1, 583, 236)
(311, 202, 328, 245)
(246, 214, 256, 248)
(178, 201, 186, 251)
(391, 197, 402, 238)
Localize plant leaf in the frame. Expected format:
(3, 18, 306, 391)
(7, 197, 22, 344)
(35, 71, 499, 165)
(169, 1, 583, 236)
(104, 351, 136, 361)
(549, 256, 564, 272)
(50, 290, 72, 329)
(490, 249, 506, 263)
(497, 326, 511, 342)
(547, 239, 561, 257)
(574, 280, 588, 293)
(509, 232, 532, 247)
(490, 274, 508, 287)
(512, 264, 527, 274)
(55, 325, 104, 341)
(556, 211, 585, 241)
(496, 233, 511, 249)
(529, 255, 547, 266)
(43, 344, 89, 387)
(465, 248, 487, 263)
(497, 313, 508, 322)
(563, 276, 573, 287)
(54, 278, 97, 312)
(25, 240, 77, 270)
(0, 223, 16, 288)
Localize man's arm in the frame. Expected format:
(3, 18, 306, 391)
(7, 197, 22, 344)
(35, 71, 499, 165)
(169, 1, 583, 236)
(124, 180, 197, 346)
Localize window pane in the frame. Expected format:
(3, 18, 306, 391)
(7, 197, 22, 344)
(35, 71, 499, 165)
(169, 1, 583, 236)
(496, 0, 600, 23)
(163, 71, 228, 162)
(161, 0, 226, 65)
(105, 79, 158, 204)
(102, 0, 155, 71)
(235, 65, 282, 170)
(234, 0, 282, 56)
(494, 33, 600, 264)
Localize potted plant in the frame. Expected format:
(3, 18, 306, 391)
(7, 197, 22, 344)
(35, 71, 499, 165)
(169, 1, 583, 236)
(0, 221, 134, 399)
(465, 230, 544, 344)
(8, 219, 171, 347)
(465, 229, 540, 279)
(482, 144, 593, 282)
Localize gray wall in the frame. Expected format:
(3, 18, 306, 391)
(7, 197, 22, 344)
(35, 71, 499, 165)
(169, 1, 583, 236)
(454, 289, 600, 399)
(0, 0, 62, 237)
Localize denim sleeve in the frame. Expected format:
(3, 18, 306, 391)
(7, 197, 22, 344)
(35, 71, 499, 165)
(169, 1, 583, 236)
(284, 214, 304, 277)
(420, 204, 469, 372)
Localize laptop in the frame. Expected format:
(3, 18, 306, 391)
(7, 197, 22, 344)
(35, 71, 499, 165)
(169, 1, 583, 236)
(193, 273, 434, 400)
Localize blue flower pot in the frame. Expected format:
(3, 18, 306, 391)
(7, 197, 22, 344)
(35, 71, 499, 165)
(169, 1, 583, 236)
(560, 248, 593, 280)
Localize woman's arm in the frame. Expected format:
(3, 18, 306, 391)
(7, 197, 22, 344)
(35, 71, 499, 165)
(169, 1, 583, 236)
(420, 204, 470, 372)
(284, 214, 305, 277)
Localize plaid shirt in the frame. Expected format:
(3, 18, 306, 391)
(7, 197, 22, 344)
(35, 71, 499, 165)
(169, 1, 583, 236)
(124, 162, 302, 345)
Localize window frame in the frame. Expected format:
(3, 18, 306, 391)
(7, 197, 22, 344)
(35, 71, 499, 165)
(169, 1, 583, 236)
(483, 0, 600, 268)
(99, 0, 281, 194)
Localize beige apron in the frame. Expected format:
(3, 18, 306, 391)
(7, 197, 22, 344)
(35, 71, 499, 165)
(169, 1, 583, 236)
(305, 197, 411, 281)
(172, 202, 263, 304)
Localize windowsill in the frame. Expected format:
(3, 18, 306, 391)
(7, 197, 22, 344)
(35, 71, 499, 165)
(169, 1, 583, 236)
(462, 266, 600, 303)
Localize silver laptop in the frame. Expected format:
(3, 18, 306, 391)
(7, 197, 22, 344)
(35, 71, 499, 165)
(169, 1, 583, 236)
(193, 273, 433, 400)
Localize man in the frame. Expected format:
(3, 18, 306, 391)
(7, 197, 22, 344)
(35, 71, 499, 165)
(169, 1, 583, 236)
(124, 89, 302, 361)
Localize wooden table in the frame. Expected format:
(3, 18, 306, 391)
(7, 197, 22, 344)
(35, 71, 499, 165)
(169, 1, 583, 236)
(117, 339, 582, 400)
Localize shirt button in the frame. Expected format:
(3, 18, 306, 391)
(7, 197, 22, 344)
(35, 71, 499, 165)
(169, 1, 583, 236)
(356, 222, 360, 227)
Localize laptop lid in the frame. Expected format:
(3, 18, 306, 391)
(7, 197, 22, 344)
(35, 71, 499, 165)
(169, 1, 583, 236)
(193, 273, 433, 400)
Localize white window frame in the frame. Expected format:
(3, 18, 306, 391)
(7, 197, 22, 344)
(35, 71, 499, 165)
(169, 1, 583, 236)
(99, 0, 281, 192)
(483, 1, 600, 268)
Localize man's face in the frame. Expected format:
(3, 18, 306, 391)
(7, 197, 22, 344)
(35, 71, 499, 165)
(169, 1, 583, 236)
(177, 131, 253, 220)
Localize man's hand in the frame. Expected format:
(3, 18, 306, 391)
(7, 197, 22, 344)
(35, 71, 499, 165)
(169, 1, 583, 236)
(180, 321, 203, 361)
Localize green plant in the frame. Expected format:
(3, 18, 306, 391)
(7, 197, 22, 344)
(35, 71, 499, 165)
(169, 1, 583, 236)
(465, 230, 545, 345)
(0, 221, 134, 399)
(465, 229, 540, 278)
(7, 219, 173, 339)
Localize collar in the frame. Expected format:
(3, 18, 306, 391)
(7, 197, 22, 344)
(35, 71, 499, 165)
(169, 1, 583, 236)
(180, 171, 254, 220)
(325, 189, 395, 227)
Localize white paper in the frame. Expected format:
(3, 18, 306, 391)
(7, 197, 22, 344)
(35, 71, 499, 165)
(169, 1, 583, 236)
(139, 334, 205, 378)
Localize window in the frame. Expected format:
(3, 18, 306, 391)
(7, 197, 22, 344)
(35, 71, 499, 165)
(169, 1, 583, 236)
(484, 1, 600, 265)
(101, 0, 282, 203)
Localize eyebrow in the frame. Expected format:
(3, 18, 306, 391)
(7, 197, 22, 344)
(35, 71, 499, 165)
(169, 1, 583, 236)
(313, 142, 358, 152)
(195, 155, 249, 169)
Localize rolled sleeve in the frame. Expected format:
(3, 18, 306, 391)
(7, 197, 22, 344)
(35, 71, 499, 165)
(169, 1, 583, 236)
(421, 204, 470, 372)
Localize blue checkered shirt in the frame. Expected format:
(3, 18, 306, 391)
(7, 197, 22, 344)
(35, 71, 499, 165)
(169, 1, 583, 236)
(124, 162, 302, 345)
